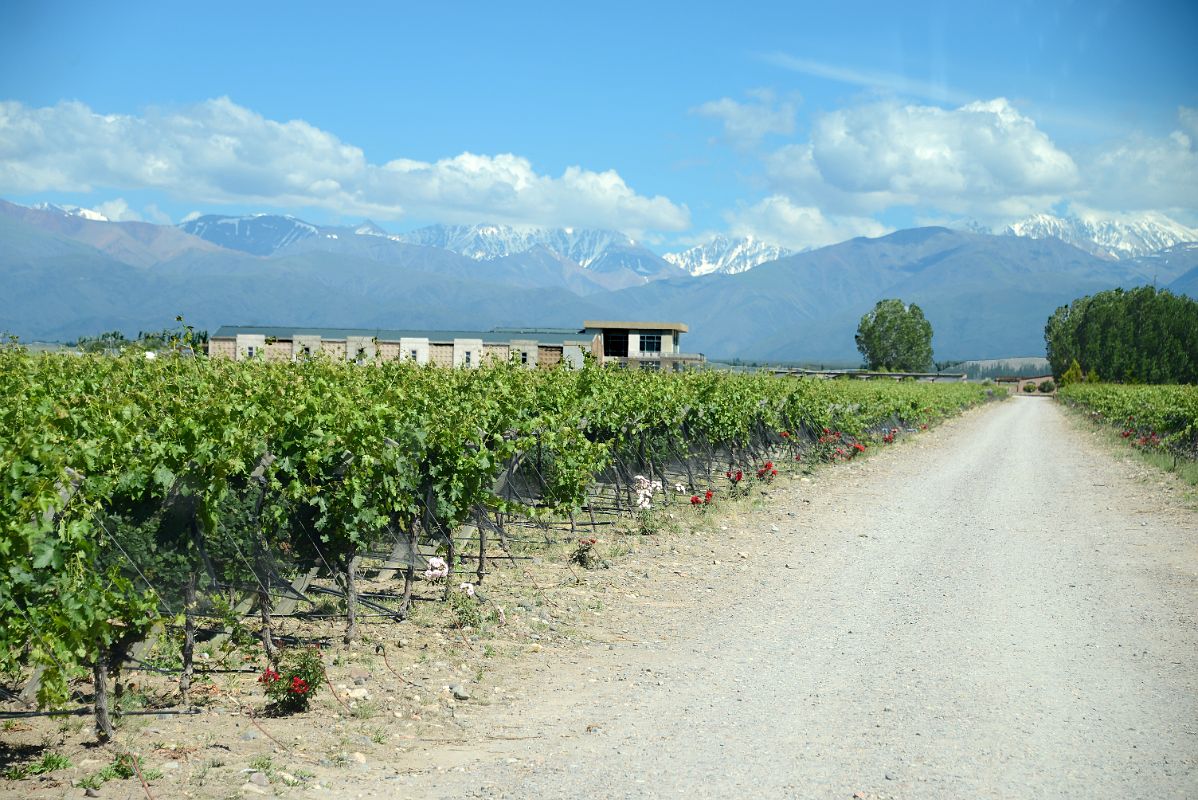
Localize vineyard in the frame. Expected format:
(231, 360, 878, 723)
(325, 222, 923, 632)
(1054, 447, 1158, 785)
(1057, 383, 1198, 463)
(1, 346, 999, 754)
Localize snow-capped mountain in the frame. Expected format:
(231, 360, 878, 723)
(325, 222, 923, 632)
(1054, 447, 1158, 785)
(663, 235, 792, 276)
(396, 223, 638, 268)
(179, 214, 320, 256)
(384, 223, 686, 285)
(1004, 213, 1198, 260)
(32, 202, 109, 222)
(353, 220, 390, 237)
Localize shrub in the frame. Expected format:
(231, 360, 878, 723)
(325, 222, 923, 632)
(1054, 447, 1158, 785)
(1038, 379, 1056, 393)
(570, 537, 599, 568)
(1061, 358, 1083, 386)
(1023, 383, 1037, 393)
(260, 647, 324, 714)
(448, 589, 482, 629)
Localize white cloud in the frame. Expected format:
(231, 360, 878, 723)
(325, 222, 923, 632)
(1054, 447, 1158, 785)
(725, 195, 891, 250)
(692, 89, 797, 148)
(93, 198, 141, 222)
(762, 98, 1078, 222)
(1080, 106, 1198, 215)
(0, 98, 689, 234)
(142, 203, 172, 225)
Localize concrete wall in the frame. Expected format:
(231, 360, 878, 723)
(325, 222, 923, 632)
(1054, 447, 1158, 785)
(563, 344, 585, 370)
(538, 345, 563, 368)
(483, 343, 510, 364)
(234, 334, 266, 360)
(291, 335, 322, 360)
(265, 341, 291, 361)
(209, 338, 236, 359)
(509, 339, 538, 369)
(430, 343, 453, 367)
(453, 338, 484, 368)
(378, 341, 401, 362)
(399, 338, 430, 365)
(345, 335, 376, 363)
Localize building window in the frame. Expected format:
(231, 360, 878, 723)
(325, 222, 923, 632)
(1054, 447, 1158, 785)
(245, 346, 256, 359)
(521, 351, 529, 364)
(640, 360, 661, 371)
(464, 351, 472, 366)
(640, 334, 662, 353)
(410, 349, 419, 361)
(603, 331, 629, 357)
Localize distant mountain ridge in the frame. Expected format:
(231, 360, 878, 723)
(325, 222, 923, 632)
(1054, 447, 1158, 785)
(32, 202, 110, 222)
(2, 198, 1196, 360)
(664, 235, 793, 275)
(1004, 212, 1198, 259)
(393, 223, 687, 285)
(179, 214, 325, 256)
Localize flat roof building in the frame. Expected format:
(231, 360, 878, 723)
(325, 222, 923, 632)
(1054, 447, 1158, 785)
(209, 321, 704, 370)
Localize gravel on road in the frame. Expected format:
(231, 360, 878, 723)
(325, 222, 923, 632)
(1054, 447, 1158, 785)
(339, 398, 1198, 799)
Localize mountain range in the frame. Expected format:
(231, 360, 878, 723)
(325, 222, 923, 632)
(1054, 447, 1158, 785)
(2, 199, 1195, 360)
(1002, 213, 1198, 260)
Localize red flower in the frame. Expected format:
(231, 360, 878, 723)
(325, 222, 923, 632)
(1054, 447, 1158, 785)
(704, 489, 713, 504)
(853, 442, 866, 452)
(770, 468, 777, 476)
(290, 676, 309, 695)
(780, 431, 790, 438)
(690, 495, 701, 505)
(735, 470, 743, 482)
(725, 470, 732, 478)
(258, 669, 280, 684)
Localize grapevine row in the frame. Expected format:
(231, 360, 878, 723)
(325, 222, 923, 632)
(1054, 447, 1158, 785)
(1057, 383, 1198, 458)
(0, 347, 997, 736)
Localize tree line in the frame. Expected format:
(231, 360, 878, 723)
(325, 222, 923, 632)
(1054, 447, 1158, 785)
(1044, 287, 1198, 384)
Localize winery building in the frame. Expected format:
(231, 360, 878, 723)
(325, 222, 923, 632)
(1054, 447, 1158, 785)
(208, 321, 703, 370)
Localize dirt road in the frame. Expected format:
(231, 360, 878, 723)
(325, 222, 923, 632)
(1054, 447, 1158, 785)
(348, 398, 1198, 799)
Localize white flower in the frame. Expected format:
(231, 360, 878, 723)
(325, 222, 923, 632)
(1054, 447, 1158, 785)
(632, 474, 657, 510)
(423, 556, 449, 581)
(674, 482, 686, 493)
(459, 582, 476, 597)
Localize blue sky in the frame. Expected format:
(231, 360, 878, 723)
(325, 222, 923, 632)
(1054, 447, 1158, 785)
(1, 0, 1195, 250)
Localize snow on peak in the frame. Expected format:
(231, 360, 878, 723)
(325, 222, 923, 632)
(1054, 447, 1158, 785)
(1004, 212, 1198, 259)
(32, 202, 109, 222)
(663, 235, 792, 276)
(398, 223, 637, 268)
(354, 220, 390, 237)
(178, 214, 319, 256)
